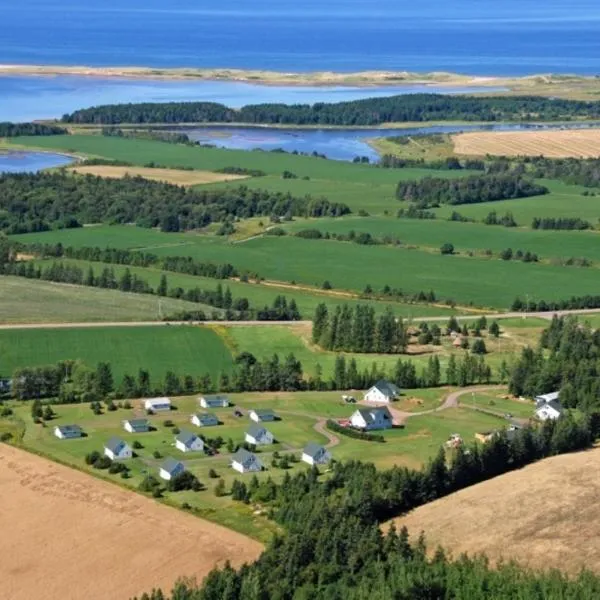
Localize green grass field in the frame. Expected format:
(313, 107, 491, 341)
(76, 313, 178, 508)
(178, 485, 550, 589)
(0, 275, 219, 324)
(282, 215, 600, 263)
(0, 325, 234, 380)
(9, 135, 472, 184)
(458, 391, 535, 419)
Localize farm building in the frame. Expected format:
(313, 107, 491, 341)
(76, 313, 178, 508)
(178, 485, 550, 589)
(191, 412, 219, 427)
(175, 431, 204, 453)
(249, 408, 278, 423)
(104, 437, 132, 460)
(302, 442, 331, 466)
(535, 391, 560, 407)
(54, 425, 83, 440)
(123, 418, 150, 433)
(350, 407, 393, 431)
(144, 397, 171, 412)
(364, 380, 400, 404)
(535, 399, 564, 421)
(231, 448, 263, 474)
(245, 424, 274, 445)
(475, 425, 521, 444)
(159, 458, 185, 481)
(199, 394, 230, 409)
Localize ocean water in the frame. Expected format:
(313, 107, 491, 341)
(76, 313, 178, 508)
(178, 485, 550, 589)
(0, 76, 504, 123)
(0, 152, 73, 173)
(3, 1, 600, 75)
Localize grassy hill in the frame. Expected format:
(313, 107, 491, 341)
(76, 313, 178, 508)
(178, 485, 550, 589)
(391, 446, 600, 574)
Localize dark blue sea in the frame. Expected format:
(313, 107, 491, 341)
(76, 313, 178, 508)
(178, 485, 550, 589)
(3, 0, 600, 75)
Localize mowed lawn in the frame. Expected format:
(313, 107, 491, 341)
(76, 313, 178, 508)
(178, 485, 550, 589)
(0, 326, 234, 380)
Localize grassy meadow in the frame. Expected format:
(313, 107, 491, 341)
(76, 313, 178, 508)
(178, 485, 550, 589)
(0, 325, 234, 380)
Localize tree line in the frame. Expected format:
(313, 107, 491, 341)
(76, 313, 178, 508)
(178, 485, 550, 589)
(61, 94, 600, 126)
(509, 316, 600, 411)
(396, 174, 548, 208)
(0, 122, 67, 136)
(0, 173, 350, 234)
(511, 294, 600, 312)
(531, 216, 593, 230)
(137, 414, 598, 599)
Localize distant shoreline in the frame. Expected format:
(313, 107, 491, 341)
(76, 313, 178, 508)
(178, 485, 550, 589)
(0, 63, 595, 91)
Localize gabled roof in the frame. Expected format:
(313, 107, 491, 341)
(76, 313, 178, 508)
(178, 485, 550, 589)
(372, 380, 400, 397)
(176, 431, 199, 447)
(251, 408, 277, 418)
(246, 423, 269, 439)
(535, 391, 560, 403)
(303, 442, 326, 458)
(56, 424, 82, 435)
(105, 437, 127, 454)
(193, 412, 218, 422)
(200, 394, 229, 402)
(125, 418, 149, 427)
(539, 399, 564, 413)
(356, 406, 393, 422)
(232, 448, 260, 466)
(145, 397, 171, 405)
(161, 458, 184, 474)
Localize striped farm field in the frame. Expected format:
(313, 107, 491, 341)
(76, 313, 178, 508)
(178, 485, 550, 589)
(453, 128, 600, 158)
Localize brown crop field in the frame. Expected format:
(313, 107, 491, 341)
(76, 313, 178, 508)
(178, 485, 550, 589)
(391, 446, 600, 574)
(453, 128, 600, 158)
(69, 165, 247, 185)
(0, 444, 262, 600)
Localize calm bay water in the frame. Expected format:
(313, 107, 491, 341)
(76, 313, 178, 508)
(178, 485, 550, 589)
(3, 1, 600, 75)
(0, 152, 73, 173)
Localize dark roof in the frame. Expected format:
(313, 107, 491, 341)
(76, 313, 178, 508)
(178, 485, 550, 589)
(544, 399, 564, 413)
(535, 391, 560, 404)
(252, 408, 277, 418)
(161, 458, 184, 474)
(126, 418, 149, 427)
(303, 442, 325, 458)
(373, 380, 400, 397)
(105, 437, 127, 454)
(201, 394, 229, 402)
(232, 448, 261, 467)
(356, 406, 392, 421)
(194, 412, 218, 422)
(246, 423, 269, 439)
(57, 424, 82, 435)
(176, 431, 199, 446)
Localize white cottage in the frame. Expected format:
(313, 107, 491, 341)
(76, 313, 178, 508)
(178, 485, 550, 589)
(191, 412, 219, 427)
(199, 394, 230, 409)
(302, 442, 332, 466)
(535, 399, 564, 421)
(231, 448, 263, 474)
(144, 397, 171, 412)
(245, 424, 274, 445)
(249, 409, 278, 423)
(350, 407, 393, 431)
(104, 437, 132, 460)
(364, 380, 400, 404)
(54, 424, 83, 439)
(159, 458, 185, 481)
(175, 431, 204, 453)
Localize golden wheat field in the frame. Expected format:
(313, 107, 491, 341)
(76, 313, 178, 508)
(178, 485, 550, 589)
(0, 445, 262, 600)
(391, 446, 600, 574)
(453, 128, 600, 158)
(69, 165, 247, 185)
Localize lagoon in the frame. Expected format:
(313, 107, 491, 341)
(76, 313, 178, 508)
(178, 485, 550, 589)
(0, 152, 73, 174)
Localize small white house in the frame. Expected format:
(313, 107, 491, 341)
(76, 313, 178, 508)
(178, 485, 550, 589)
(231, 449, 263, 474)
(199, 394, 230, 409)
(302, 442, 331, 466)
(364, 380, 400, 404)
(534, 391, 560, 407)
(350, 407, 393, 431)
(175, 431, 204, 453)
(123, 418, 150, 433)
(104, 437, 132, 460)
(249, 409, 278, 423)
(159, 458, 185, 481)
(54, 424, 83, 440)
(245, 424, 274, 446)
(191, 412, 219, 427)
(144, 397, 171, 412)
(535, 399, 564, 421)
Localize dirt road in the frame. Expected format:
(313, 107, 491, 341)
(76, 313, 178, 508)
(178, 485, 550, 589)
(0, 444, 262, 600)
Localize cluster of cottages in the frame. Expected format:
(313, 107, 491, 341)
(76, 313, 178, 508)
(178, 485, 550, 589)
(53, 393, 332, 477)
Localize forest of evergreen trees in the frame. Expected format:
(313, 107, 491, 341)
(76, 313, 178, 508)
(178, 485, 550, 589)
(61, 94, 600, 126)
(511, 294, 600, 312)
(0, 122, 67, 136)
(0, 173, 350, 234)
(509, 316, 600, 410)
(396, 174, 548, 208)
(531, 216, 593, 230)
